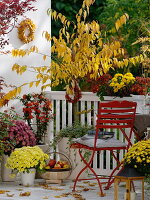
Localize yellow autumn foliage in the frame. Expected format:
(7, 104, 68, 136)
(0, 0, 144, 107)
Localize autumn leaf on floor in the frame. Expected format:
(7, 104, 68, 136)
(82, 188, 89, 191)
(76, 185, 85, 188)
(83, 181, 90, 184)
(6, 193, 14, 197)
(16, 188, 23, 191)
(19, 191, 31, 196)
(60, 183, 66, 186)
(42, 185, 64, 191)
(72, 193, 86, 200)
(88, 183, 97, 186)
(61, 193, 70, 197)
(43, 196, 49, 199)
(0, 190, 10, 194)
(54, 192, 70, 198)
(54, 195, 62, 198)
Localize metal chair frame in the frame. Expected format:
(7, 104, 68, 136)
(71, 100, 137, 197)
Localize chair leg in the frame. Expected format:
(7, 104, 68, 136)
(105, 151, 122, 190)
(73, 149, 106, 197)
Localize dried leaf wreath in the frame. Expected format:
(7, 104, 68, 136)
(18, 18, 36, 43)
(65, 80, 82, 103)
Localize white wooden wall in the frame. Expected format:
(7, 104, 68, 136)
(46, 91, 135, 175)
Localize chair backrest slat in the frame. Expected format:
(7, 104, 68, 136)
(96, 100, 137, 130)
(97, 114, 135, 119)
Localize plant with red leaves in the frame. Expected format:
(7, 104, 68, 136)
(131, 77, 150, 95)
(0, 0, 36, 49)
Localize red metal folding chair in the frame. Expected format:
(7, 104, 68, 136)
(71, 100, 137, 197)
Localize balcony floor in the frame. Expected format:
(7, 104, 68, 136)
(0, 178, 149, 200)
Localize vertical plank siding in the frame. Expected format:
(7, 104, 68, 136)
(45, 91, 135, 175)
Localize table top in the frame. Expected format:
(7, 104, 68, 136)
(134, 114, 150, 138)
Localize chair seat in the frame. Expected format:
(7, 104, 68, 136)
(73, 136, 127, 149)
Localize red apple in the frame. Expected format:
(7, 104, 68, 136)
(63, 164, 70, 169)
(48, 159, 56, 168)
(57, 160, 65, 168)
(53, 163, 61, 169)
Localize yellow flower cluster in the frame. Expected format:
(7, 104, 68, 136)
(123, 140, 150, 168)
(6, 146, 49, 173)
(109, 73, 135, 93)
(18, 19, 36, 44)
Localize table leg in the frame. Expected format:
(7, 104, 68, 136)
(114, 178, 119, 200)
(126, 180, 131, 200)
(142, 179, 144, 200)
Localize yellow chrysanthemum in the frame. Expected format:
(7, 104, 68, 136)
(123, 140, 150, 172)
(6, 146, 49, 173)
(110, 72, 135, 93)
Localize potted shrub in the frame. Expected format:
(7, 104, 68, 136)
(51, 121, 93, 180)
(6, 146, 49, 186)
(20, 93, 54, 151)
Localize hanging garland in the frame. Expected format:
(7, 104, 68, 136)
(18, 18, 36, 43)
(65, 80, 82, 103)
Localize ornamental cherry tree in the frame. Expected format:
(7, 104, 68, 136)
(0, 0, 36, 49)
(1, 0, 144, 106)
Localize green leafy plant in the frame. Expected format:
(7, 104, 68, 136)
(51, 121, 93, 148)
(50, 121, 93, 165)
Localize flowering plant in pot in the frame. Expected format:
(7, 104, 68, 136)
(6, 146, 49, 173)
(131, 77, 150, 95)
(87, 72, 150, 100)
(20, 93, 53, 145)
(123, 140, 150, 176)
(0, 107, 36, 156)
(6, 146, 49, 186)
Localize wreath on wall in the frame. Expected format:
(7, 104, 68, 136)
(18, 18, 36, 43)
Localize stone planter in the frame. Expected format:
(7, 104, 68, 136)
(58, 137, 88, 180)
(103, 95, 150, 114)
(131, 95, 149, 114)
(38, 143, 49, 153)
(103, 96, 133, 101)
(1, 155, 16, 182)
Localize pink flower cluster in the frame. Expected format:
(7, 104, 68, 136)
(8, 120, 36, 147)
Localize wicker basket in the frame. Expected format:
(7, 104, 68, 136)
(40, 152, 72, 184)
